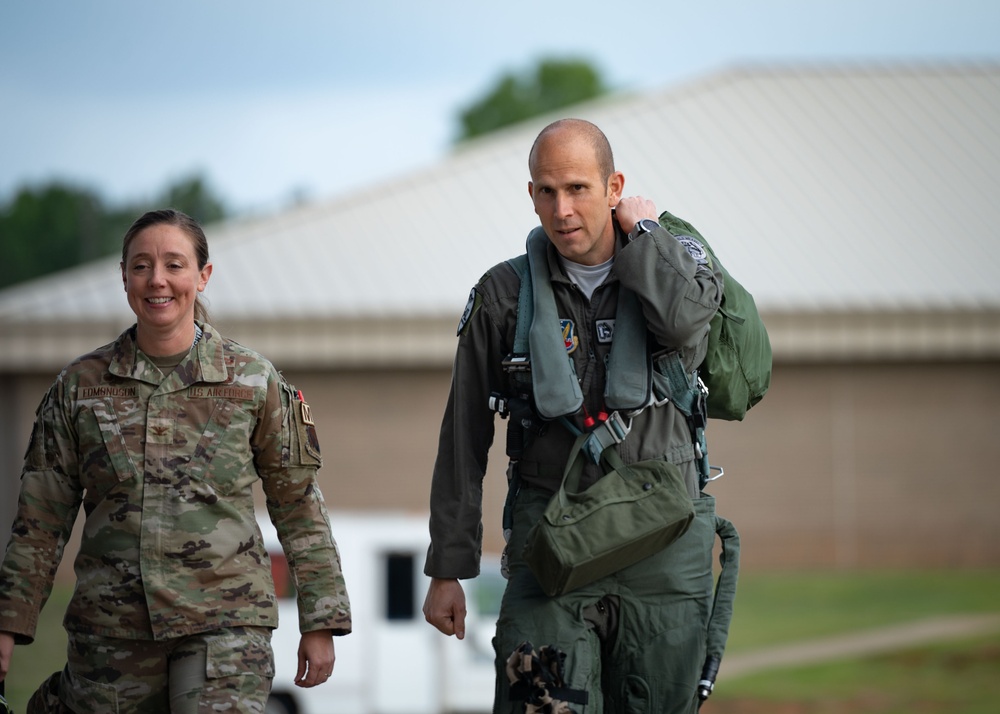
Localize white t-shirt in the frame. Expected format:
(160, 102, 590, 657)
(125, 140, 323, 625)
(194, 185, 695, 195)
(558, 255, 614, 301)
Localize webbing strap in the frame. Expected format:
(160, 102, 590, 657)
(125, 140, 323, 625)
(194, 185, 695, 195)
(657, 350, 699, 417)
(509, 253, 531, 357)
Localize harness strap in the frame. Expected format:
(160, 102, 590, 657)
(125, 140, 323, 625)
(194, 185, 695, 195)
(513, 440, 697, 480)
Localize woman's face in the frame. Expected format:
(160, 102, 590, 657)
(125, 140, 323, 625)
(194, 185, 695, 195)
(121, 223, 212, 336)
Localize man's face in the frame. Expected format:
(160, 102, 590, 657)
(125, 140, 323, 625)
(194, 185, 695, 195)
(528, 131, 623, 266)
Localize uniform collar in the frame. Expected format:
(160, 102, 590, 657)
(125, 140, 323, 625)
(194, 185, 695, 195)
(108, 321, 228, 386)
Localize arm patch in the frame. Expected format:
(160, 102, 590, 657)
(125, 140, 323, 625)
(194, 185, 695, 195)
(283, 382, 322, 467)
(457, 287, 483, 336)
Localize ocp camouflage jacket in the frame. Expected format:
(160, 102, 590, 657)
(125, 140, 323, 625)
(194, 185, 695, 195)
(0, 323, 351, 642)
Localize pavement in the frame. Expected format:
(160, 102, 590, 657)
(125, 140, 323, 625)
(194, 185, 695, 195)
(720, 613, 1000, 678)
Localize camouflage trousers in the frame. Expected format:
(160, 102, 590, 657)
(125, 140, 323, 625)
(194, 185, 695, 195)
(27, 626, 274, 714)
(494, 488, 719, 714)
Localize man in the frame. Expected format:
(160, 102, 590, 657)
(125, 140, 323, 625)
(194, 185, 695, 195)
(423, 118, 724, 712)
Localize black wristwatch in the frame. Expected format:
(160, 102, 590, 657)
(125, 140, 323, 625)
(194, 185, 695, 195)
(629, 218, 659, 242)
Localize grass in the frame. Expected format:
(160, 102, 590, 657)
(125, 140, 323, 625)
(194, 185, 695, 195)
(722, 569, 1000, 653)
(4, 570, 999, 712)
(708, 636, 1000, 713)
(707, 568, 1000, 714)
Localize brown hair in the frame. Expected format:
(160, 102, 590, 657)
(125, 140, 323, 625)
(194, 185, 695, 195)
(121, 209, 211, 323)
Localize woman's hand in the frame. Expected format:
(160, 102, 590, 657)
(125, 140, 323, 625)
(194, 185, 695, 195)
(295, 629, 335, 688)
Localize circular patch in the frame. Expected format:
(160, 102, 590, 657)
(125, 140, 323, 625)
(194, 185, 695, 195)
(676, 235, 709, 265)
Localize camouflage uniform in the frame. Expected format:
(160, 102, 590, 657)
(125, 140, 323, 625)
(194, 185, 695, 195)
(0, 323, 351, 711)
(425, 224, 724, 713)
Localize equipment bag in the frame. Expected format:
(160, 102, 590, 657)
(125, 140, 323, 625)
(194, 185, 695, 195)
(522, 433, 695, 597)
(656, 209, 772, 420)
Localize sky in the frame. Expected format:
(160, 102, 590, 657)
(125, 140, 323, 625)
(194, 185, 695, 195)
(1, 0, 997, 216)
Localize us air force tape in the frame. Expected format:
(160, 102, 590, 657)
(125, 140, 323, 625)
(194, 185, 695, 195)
(675, 235, 709, 265)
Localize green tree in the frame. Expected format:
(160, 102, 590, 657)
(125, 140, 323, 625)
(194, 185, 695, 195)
(457, 58, 608, 142)
(0, 183, 107, 289)
(0, 174, 227, 290)
(159, 174, 226, 226)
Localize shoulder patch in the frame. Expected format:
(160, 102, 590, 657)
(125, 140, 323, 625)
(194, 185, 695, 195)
(457, 287, 479, 336)
(675, 235, 709, 265)
(285, 382, 321, 466)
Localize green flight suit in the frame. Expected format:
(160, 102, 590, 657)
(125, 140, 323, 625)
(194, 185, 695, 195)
(426, 220, 726, 712)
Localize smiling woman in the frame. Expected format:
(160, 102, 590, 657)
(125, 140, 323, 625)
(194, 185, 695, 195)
(0, 209, 353, 713)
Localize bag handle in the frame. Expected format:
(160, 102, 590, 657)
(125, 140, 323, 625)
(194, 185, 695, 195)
(559, 434, 634, 505)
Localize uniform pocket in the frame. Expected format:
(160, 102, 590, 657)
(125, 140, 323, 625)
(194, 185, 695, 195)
(61, 667, 120, 714)
(205, 627, 275, 680)
(179, 394, 257, 496)
(80, 398, 138, 498)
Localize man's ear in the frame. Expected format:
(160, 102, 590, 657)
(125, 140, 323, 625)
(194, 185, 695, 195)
(607, 171, 624, 205)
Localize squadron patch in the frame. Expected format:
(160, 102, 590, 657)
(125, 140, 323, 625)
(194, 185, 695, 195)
(457, 287, 476, 336)
(596, 319, 615, 344)
(675, 235, 709, 265)
(560, 319, 579, 354)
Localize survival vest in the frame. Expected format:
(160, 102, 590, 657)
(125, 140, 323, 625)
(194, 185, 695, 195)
(504, 226, 712, 478)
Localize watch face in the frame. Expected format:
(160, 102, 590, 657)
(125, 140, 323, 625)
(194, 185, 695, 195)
(640, 219, 659, 233)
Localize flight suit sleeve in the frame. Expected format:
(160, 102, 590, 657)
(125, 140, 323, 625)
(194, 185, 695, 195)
(614, 222, 723, 349)
(425, 271, 510, 580)
(0, 378, 83, 644)
(254, 366, 351, 635)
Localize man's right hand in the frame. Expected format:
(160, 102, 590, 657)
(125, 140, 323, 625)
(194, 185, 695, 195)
(422, 577, 467, 640)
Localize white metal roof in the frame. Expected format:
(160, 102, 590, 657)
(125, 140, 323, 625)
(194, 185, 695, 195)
(2, 62, 999, 367)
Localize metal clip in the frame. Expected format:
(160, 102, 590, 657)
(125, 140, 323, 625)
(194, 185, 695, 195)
(501, 354, 531, 372)
(604, 410, 632, 443)
(582, 411, 633, 464)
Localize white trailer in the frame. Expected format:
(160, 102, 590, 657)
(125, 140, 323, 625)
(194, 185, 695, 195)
(259, 512, 504, 714)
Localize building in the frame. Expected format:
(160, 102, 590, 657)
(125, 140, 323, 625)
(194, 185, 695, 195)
(2, 62, 999, 569)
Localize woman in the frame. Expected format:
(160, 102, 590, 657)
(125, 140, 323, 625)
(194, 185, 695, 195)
(0, 209, 351, 713)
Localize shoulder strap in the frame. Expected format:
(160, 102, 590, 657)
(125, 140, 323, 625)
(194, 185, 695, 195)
(506, 253, 531, 357)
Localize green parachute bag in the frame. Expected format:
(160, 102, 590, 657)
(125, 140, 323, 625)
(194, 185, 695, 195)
(657, 209, 772, 421)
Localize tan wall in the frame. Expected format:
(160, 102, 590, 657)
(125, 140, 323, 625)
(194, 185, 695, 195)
(2, 360, 999, 578)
